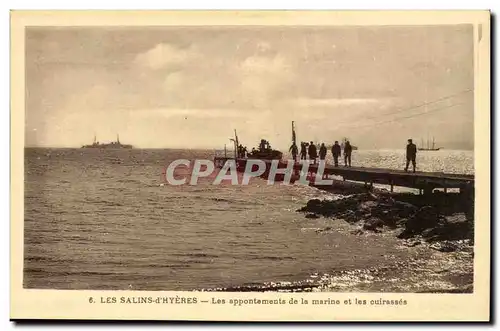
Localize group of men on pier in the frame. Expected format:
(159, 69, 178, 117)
(288, 138, 418, 172)
(237, 144, 247, 158)
(238, 136, 418, 172)
(289, 140, 353, 167)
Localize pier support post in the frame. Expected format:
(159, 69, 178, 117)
(423, 187, 433, 196)
(390, 184, 394, 193)
(459, 185, 474, 199)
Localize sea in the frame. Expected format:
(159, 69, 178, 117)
(23, 148, 474, 292)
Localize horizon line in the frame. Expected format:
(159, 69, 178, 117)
(23, 146, 475, 151)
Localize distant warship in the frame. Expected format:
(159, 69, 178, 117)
(81, 134, 133, 149)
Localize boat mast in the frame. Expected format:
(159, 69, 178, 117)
(432, 137, 435, 150)
(234, 129, 239, 159)
(292, 121, 297, 146)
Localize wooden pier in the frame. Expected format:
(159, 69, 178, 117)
(302, 162, 474, 195)
(214, 157, 474, 195)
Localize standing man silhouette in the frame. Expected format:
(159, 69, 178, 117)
(405, 139, 417, 173)
(343, 140, 353, 167)
(331, 141, 341, 167)
(300, 142, 307, 160)
(308, 141, 318, 164)
(319, 143, 327, 161)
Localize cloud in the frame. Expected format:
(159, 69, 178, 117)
(159, 53, 295, 110)
(235, 54, 293, 108)
(134, 43, 197, 70)
(240, 54, 291, 74)
(256, 41, 271, 53)
(294, 97, 391, 108)
(130, 108, 256, 119)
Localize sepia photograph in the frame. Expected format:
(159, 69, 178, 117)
(11, 10, 490, 321)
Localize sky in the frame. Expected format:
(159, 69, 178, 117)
(25, 25, 474, 150)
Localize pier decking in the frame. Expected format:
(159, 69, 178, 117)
(301, 162, 474, 194)
(214, 157, 474, 195)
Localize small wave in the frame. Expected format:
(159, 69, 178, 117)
(84, 198, 124, 207)
(300, 227, 323, 232)
(292, 185, 341, 200)
(188, 187, 220, 193)
(116, 178, 142, 184)
(200, 279, 317, 292)
(23, 268, 121, 277)
(206, 206, 247, 212)
(210, 197, 234, 203)
(188, 195, 256, 206)
(209, 197, 258, 205)
(171, 253, 219, 259)
(248, 256, 296, 261)
(133, 263, 193, 268)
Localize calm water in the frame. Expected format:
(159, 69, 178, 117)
(24, 148, 474, 291)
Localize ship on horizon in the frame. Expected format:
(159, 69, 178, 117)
(418, 137, 441, 151)
(81, 134, 133, 149)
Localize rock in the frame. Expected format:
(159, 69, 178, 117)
(354, 193, 374, 202)
(343, 210, 359, 224)
(430, 241, 459, 252)
(395, 217, 408, 227)
(422, 214, 473, 242)
(372, 209, 400, 228)
(316, 226, 333, 233)
(402, 239, 422, 247)
(421, 228, 435, 237)
(362, 217, 385, 231)
(306, 199, 322, 209)
(396, 228, 412, 239)
(297, 199, 322, 212)
(405, 206, 442, 234)
(296, 193, 473, 246)
(298, 198, 343, 217)
(393, 201, 418, 218)
(358, 200, 378, 212)
(351, 228, 364, 235)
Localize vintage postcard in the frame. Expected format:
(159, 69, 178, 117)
(11, 10, 490, 321)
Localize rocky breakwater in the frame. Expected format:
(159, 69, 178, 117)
(297, 190, 474, 250)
